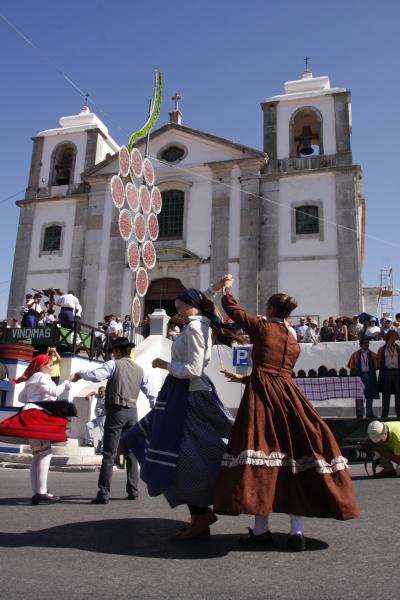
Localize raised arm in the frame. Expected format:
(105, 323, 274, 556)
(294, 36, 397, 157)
(221, 289, 260, 337)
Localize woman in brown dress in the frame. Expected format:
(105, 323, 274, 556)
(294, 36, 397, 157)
(214, 276, 360, 551)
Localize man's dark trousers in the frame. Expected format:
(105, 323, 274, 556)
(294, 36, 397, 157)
(98, 405, 138, 499)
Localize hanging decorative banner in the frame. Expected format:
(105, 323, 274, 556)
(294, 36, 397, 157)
(127, 241, 140, 272)
(150, 186, 162, 214)
(119, 146, 130, 178)
(119, 209, 133, 241)
(132, 295, 141, 327)
(134, 212, 146, 243)
(111, 175, 125, 208)
(126, 182, 139, 212)
(109, 70, 163, 328)
(143, 158, 155, 187)
(142, 240, 156, 270)
(130, 148, 143, 179)
(139, 185, 151, 214)
(136, 267, 149, 297)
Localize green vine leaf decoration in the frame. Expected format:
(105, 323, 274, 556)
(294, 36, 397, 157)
(127, 70, 163, 153)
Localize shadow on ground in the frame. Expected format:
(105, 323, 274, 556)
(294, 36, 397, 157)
(0, 518, 328, 558)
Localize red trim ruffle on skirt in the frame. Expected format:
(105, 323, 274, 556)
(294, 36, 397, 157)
(0, 409, 68, 443)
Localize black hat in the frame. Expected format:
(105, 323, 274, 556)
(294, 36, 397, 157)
(111, 336, 135, 349)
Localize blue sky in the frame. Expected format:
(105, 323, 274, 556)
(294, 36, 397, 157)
(1, 0, 399, 318)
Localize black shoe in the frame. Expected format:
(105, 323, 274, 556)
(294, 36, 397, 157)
(286, 533, 306, 552)
(91, 496, 109, 504)
(366, 414, 377, 419)
(125, 494, 139, 500)
(238, 528, 274, 547)
(82, 442, 94, 447)
(31, 493, 59, 505)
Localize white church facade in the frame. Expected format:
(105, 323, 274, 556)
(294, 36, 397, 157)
(8, 70, 365, 325)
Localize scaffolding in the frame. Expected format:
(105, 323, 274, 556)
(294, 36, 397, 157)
(379, 268, 394, 318)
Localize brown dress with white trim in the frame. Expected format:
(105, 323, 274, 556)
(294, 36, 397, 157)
(213, 291, 360, 520)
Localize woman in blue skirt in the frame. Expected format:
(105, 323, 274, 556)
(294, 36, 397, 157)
(124, 277, 243, 540)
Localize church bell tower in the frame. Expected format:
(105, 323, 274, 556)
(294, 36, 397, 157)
(259, 69, 364, 319)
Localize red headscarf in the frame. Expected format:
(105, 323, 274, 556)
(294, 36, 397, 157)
(12, 354, 51, 385)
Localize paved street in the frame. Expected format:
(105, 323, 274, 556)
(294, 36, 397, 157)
(0, 465, 398, 600)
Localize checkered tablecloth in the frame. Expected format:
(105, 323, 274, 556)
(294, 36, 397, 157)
(293, 377, 366, 402)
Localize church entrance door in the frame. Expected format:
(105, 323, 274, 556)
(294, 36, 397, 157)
(145, 278, 185, 317)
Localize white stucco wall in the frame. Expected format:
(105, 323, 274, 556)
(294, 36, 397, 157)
(276, 95, 337, 159)
(279, 259, 339, 320)
(278, 173, 338, 258)
(185, 175, 212, 257)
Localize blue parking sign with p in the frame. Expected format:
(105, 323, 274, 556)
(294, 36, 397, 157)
(233, 346, 251, 367)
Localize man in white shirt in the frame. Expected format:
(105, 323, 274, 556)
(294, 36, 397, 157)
(303, 320, 319, 344)
(83, 386, 107, 448)
(56, 290, 81, 328)
(71, 337, 157, 503)
(295, 318, 308, 343)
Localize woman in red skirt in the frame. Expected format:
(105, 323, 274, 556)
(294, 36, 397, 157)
(214, 276, 360, 551)
(0, 354, 74, 505)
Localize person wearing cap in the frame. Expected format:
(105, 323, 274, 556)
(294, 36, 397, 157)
(348, 315, 364, 341)
(365, 318, 381, 341)
(71, 337, 157, 503)
(377, 330, 400, 418)
(20, 293, 33, 327)
(381, 318, 394, 337)
(25, 293, 43, 328)
(303, 320, 319, 344)
(348, 338, 379, 418)
(0, 354, 75, 504)
(367, 420, 400, 477)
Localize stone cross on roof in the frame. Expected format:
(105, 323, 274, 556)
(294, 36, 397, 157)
(169, 93, 183, 125)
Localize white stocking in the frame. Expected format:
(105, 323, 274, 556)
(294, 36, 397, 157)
(289, 514, 304, 535)
(30, 440, 52, 495)
(253, 515, 270, 535)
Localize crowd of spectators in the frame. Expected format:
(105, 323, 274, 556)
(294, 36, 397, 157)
(294, 366, 360, 379)
(292, 314, 400, 344)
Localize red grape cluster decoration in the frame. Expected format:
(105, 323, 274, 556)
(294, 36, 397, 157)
(110, 145, 162, 327)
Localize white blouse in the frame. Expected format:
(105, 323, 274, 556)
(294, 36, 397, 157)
(18, 372, 71, 410)
(167, 315, 213, 392)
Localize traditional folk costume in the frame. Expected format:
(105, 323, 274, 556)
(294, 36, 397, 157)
(0, 355, 74, 504)
(376, 343, 400, 418)
(124, 287, 234, 535)
(214, 291, 360, 547)
(347, 348, 379, 418)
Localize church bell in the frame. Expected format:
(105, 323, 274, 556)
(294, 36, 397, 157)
(299, 126, 314, 155)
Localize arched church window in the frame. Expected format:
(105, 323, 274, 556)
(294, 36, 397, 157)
(50, 143, 76, 186)
(42, 225, 62, 252)
(158, 190, 184, 240)
(295, 205, 319, 235)
(290, 108, 323, 158)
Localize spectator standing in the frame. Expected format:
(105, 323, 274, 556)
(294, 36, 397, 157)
(106, 315, 119, 340)
(347, 339, 379, 418)
(122, 315, 133, 340)
(20, 293, 33, 326)
(334, 319, 348, 342)
(365, 318, 381, 340)
(115, 317, 123, 338)
(43, 308, 56, 326)
(348, 315, 363, 341)
(94, 322, 106, 359)
(377, 330, 400, 418)
(319, 320, 335, 342)
(12, 318, 21, 328)
(83, 386, 107, 448)
(303, 320, 319, 344)
(56, 290, 80, 328)
(25, 293, 43, 327)
(295, 317, 308, 343)
(381, 318, 393, 337)
(47, 347, 61, 385)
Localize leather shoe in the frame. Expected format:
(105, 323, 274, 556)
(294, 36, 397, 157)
(125, 494, 139, 500)
(375, 469, 397, 478)
(91, 496, 109, 504)
(172, 526, 210, 540)
(286, 533, 306, 551)
(173, 511, 217, 540)
(31, 493, 59, 505)
(238, 528, 274, 547)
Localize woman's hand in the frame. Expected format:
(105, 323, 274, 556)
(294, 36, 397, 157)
(220, 369, 243, 383)
(212, 274, 233, 291)
(69, 373, 81, 382)
(152, 358, 168, 370)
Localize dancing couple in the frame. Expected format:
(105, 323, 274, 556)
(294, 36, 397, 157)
(124, 274, 359, 550)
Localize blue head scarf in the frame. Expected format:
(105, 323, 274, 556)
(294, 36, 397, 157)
(176, 288, 238, 346)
